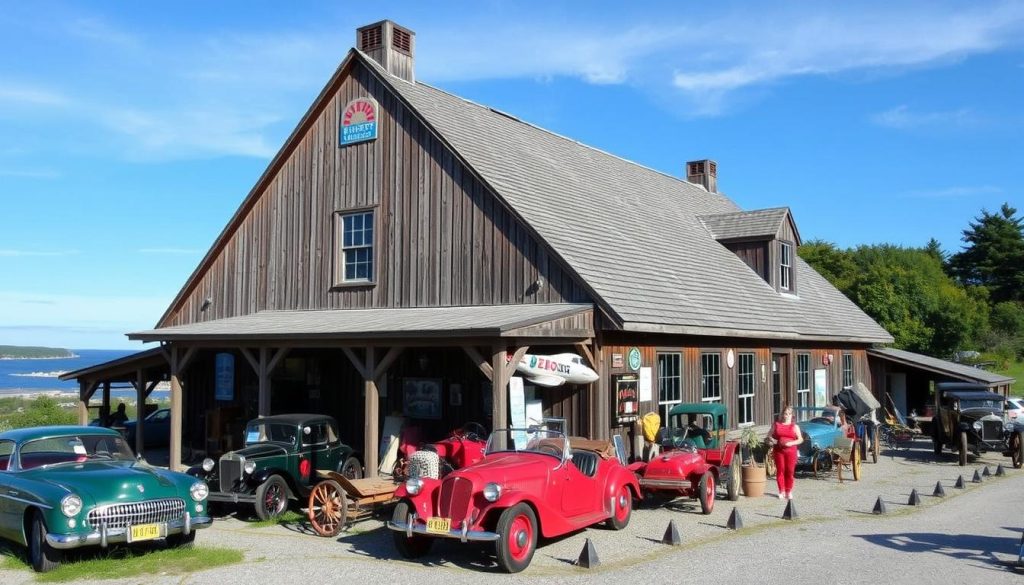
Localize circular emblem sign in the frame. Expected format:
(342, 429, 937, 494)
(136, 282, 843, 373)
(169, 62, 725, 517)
(627, 347, 642, 371)
(339, 97, 379, 146)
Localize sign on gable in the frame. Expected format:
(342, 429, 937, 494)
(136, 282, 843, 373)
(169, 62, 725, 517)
(339, 97, 379, 146)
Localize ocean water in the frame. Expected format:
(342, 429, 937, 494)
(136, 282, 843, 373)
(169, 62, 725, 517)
(0, 349, 166, 399)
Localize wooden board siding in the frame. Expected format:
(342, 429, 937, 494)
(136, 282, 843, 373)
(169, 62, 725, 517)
(600, 337, 872, 431)
(726, 241, 768, 281)
(163, 60, 590, 328)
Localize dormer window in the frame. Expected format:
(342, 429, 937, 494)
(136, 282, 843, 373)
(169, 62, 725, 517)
(780, 241, 793, 292)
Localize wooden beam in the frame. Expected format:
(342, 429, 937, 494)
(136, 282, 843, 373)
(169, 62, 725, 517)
(372, 346, 404, 380)
(491, 345, 510, 429)
(462, 345, 493, 381)
(363, 347, 379, 479)
(258, 347, 270, 417)
(77, 381, 89, 425)
(575, 341, 596, 370)
(135, 369, 146, 458)
(266, 347, 290, 374)
(144, 380, 159, 399)
(81, 380, 99, 403)
(169, 345, 183, 471)
(239, 347, 260, 374)
(177, 346, 198, 372)
(509, 346, 530, 376)
(342, 347, 370, 379)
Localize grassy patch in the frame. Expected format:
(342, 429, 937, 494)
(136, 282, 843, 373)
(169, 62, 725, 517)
(996, 360, 1023, 389)
(246, 509, 305, 528)
(1, 545, 242, 582)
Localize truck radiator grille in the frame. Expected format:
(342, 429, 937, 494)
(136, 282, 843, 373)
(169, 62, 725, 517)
(438, 476, 473, 524)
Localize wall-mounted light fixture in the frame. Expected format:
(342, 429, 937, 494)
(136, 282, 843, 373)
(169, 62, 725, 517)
(200, 297, 213, 312)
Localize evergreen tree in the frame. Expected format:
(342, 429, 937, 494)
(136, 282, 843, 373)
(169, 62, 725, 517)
(948, 203, 1024, 303)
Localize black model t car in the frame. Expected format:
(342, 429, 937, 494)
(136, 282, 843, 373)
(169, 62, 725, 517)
(931, 382, 1024, 467)
(188, 414, 362, 520)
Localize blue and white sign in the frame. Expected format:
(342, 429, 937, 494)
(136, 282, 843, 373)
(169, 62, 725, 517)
(339, 97, 379, 146)
(215, 353, 234, 401)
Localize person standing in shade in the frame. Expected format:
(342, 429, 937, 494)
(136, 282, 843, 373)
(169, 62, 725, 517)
(108, 403, 128, 428)
(769, 404, 803, 499)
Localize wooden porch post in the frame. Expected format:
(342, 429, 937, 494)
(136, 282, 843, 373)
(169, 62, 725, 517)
(240, 347, 289, 418)
(101, 382, 111, 425)
(134, 369, 146, 457)
(167, 345, 196, 471)
(364, 347, 378, 479)
(77, 381, 90, 425)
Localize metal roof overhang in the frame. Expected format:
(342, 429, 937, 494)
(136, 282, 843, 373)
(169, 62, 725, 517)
(127, 304, 595, 344)
(868, 347, 1015, 387)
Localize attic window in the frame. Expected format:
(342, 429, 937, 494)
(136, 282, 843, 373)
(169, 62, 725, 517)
(392, 28, 412, 54)
(780, 241, 794, 292)
(688, 162, 703, 175)
(708, 161, 717, 176)
(360, 26, 383, 51)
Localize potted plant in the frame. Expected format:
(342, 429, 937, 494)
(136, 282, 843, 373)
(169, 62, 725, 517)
(739, 427, 770, 497)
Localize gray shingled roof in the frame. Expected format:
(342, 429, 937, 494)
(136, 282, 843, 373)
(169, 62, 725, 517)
(360, 53, 891, 343)
(698, 208, 798, 243)
(129, 304, 592, 341)
(868, 348, 1015, 386)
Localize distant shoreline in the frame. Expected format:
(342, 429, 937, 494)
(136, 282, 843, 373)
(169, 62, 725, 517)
(0, 354, 79, 361)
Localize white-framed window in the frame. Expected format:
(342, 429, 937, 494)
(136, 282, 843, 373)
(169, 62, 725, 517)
(842, 353, 854, 389)
(335, 209, 375, 284)
(796, 353, 810, 417)
(780, 241, 793, 291)
(701, 352, 721, 403)
(657, 352, 682, 422)
(737, 353, 755, 425)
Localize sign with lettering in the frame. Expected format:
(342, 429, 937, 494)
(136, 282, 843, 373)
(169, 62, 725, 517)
(214, 353, 234, 401)
(614, 374, 639, 423)
(339, 97, 379, 146)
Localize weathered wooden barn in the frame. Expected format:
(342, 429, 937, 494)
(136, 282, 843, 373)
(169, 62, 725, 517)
(64, 20, 898, 474)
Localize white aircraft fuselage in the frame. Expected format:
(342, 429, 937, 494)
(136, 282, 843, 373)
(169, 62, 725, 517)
(510, 352, 599, 387)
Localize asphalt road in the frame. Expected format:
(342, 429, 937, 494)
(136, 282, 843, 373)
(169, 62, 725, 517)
(3, 439, 1023, 584)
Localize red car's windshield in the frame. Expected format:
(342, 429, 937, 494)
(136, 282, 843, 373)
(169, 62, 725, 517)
(485, 428, 567, 460)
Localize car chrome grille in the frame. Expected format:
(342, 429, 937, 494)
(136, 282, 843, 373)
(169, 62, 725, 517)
(219, 456, 242, 492)
(982, 420, 1003, 441)
(438, 476, 473, 524)
(86, 498, 185, 530)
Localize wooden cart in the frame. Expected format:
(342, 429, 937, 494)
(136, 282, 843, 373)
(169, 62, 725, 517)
(818, 435, 861, 482)
(307, 471, 398, 537)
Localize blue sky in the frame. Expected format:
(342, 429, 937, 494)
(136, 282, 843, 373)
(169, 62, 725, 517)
(1, 1, 1022, 350)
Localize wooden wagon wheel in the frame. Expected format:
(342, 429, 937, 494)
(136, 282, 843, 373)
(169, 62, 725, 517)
(308, 479, 348, 537)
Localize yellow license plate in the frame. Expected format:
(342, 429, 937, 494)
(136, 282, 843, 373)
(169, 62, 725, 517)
(129, 523, 162, 542)
(425, 517, 451, 534)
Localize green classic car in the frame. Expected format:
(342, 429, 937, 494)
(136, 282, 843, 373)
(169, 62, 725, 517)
(188, 414, 362, 520)
(0, 425, 212, 572)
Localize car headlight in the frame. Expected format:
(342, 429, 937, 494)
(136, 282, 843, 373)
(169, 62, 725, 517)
(483, 483, 502, 502)
(61, 494, 82, 518)
(405, 477, 424, 496)
(1006, 422, 1016, 432)
(973, 421, 983, 432)
(243, 459, 256, 475)
(202, 458, 215, 473)
(190, 482, 209, 502)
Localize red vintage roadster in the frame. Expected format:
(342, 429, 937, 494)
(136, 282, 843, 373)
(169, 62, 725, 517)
(629, 403, 741, 514)
(387, 428, 640, 573)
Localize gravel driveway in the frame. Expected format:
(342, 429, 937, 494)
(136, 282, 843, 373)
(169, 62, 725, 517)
(3, 437, 1022, 584)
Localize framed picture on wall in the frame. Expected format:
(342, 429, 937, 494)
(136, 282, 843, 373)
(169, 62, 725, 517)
(403, 378, 442, 419)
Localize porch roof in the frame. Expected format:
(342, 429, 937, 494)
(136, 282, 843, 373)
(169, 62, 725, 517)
(128, 303, 594, 342)
(58, 347, 167, 383)
(868, 347, 1015, 387)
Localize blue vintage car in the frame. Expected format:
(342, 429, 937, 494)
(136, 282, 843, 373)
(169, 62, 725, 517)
(0, 425, 212, 572)
(794, 406, 861, 478)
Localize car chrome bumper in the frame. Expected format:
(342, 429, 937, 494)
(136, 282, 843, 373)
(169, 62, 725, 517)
(639, 478, 691, 490)
(386, 513, 500, 543)
(206, 491, 256, 504)
(46, 512, 212, 550)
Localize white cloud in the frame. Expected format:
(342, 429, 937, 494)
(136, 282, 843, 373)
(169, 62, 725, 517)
(0, 84, 69, 107)
(871, 105, 982, 129)
(64, 16, 139, 47)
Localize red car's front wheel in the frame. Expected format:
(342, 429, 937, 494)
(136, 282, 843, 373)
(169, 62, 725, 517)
(698, 471, 715, 515)
(495, 503, 537, 573)
(606, 483, 632, 530)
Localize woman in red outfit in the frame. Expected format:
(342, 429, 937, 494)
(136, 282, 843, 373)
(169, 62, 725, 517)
(769, 405, 803, 499)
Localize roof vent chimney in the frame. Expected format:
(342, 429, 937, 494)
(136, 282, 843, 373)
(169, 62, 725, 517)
(686, 159, 717, 193)
(356, 20, 415, 82)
